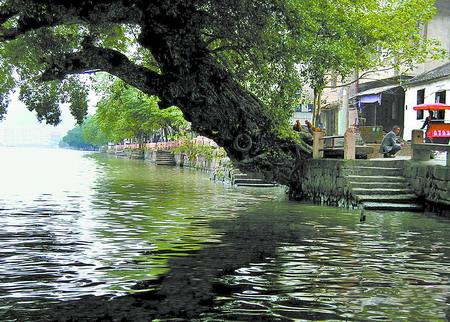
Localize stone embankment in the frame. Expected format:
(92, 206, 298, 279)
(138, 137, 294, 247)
(103, 140, 450, 214)
(299, 157, 449, 215)
(145, 147, 234, 183)
(403, 161, 450, 214)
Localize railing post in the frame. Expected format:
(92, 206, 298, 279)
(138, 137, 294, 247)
(312, 131, 324, 158)
(344, 128, 356, 160)
(412, 129, 424, 144)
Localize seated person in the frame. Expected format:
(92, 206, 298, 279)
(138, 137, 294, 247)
(379, 125, 407, 158)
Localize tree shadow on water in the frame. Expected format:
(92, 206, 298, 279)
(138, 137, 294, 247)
(40, 209, 316, 321)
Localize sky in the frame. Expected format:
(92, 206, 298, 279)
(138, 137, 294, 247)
(0, 89, 98, 133)
(1, 99, 77, 133)
(0, 90, 98, 147)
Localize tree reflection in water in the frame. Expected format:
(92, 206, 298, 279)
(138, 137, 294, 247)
(2, 150, 450, 321)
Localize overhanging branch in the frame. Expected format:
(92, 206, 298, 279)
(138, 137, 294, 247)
(40, 46, 163, 97)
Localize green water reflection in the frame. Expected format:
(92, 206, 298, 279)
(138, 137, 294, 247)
(1, 148, 450, 321)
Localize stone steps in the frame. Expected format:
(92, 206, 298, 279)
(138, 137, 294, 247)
(347, 181, 406, 189)
(231, 172, 277, 187)
(344, 166, 403, 177)
(345, 160, 422, 212)
(355, 193, 418, 202)
(155, 150, 176, 165)
(234, 182, 279, 187)
(352, 188, 414, 195)
(361, 202, 423, 211)
(346, 175, 406, 183)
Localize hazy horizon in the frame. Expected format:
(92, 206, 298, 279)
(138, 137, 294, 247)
(0, 91, 97, 147)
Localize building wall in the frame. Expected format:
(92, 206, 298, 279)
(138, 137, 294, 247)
(413, 12, 450, 74)
(319, 1, 450, 138)
(403, 79, 450, 140)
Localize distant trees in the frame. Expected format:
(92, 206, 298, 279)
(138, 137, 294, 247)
(80, 115, 110, 148)
(60, 121, 97, 150)
(92, 78, 188, 148)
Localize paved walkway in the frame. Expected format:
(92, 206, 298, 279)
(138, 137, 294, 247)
(370, 153, 447, 166)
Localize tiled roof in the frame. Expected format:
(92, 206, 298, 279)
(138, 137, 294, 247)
(405, 62, 450, 86)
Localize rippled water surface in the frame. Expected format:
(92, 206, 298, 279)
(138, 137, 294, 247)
(1, 147, 450, 321)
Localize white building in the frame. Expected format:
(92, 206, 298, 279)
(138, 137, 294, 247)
(402, 62, 450, 142)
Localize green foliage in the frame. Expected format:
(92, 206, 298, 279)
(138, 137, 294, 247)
(60, 125, 96, 150)
(172, 139, 227, 163)
(0, 0, 446, 132)
(81, 115, 110, 147)
(93, 77, 188, 145)
(0, 15, 147, 124)
(203, 0, 446, 124)
(18, 77, 88, 125)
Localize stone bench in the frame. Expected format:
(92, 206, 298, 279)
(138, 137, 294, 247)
(411, 143, 450, 166)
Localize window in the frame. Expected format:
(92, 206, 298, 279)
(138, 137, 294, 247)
(435, 91, 446, 119)
(417, 89, 425, 104)
(436, 90, 446, 103)
(417, 110, 424, 120)
(416, 89, 425, 119)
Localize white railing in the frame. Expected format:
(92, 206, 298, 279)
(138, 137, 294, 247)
(109, 136, 217, 151)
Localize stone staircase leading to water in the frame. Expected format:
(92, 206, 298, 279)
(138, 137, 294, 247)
(231, 170, 277, 187)
(344, 159, 423, 212)
(155, 150, 176, 165)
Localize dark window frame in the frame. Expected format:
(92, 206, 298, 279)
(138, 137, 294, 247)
(416, 89, 425, 119)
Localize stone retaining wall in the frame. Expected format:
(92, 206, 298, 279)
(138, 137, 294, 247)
(144, 149, 234, 183)
(175, 152, 234, 183)
(299, 159, 450, 213)
(403, 161, 450, 215)
(299, 159, 357, 208)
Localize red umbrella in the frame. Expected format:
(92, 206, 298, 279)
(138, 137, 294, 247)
(413, 102, 450, 111)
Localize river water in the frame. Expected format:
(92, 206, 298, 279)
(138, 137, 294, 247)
(1, 147, 450, 321)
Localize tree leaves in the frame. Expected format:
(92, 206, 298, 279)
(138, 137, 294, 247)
(93, 78, 187, 145)
(0, 0, 444, 127)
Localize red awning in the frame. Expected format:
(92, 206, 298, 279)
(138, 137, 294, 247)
(413, 103, 450, 111)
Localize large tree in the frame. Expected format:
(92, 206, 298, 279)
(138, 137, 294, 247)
(0, 0, 442, 188)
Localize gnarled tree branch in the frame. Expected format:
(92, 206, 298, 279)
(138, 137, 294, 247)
(40, 45, 163, 98)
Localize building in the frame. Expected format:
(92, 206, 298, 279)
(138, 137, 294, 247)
(402, 62, 450, 142)
(318, 0, 450, 141)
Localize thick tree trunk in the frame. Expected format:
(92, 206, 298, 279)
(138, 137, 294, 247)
(136, 7, 312, 187)
(160, 59, 311, 186)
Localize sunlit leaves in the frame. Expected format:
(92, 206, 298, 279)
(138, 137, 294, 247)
(81, 115, 109, 147)
(93, 78, 187, 144)
(202, 0, 442, 95)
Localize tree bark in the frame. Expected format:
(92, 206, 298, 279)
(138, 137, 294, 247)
(135, 3, 312, 187)
(3, 0, 313, 188)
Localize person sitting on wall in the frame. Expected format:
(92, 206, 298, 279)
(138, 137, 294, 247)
(378, 125, 406, 158)
(293, 120, 302, 132)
